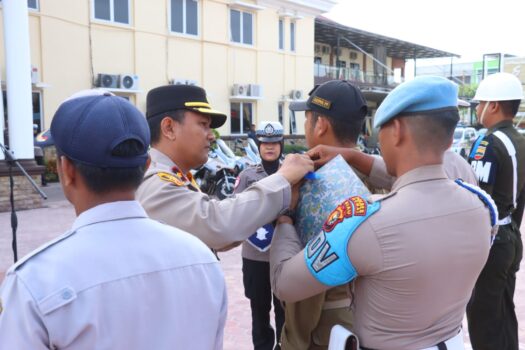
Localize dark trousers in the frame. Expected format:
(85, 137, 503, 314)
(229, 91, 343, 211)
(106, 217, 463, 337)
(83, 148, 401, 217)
(467, 223, 523, 350)
(243, 258, 285, 350)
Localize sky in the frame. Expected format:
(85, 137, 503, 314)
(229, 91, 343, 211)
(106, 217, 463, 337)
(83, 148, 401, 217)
(324, 0, 525, 67)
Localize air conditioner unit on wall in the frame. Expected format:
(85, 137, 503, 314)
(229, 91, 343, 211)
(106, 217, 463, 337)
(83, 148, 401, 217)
(289, 89, 303, 100)
(248, 84, 263, 97)
(96, 73, 119, 89)
(232, 84, 248, 96)
(349, 51, 358, 60)
(120, 74, 139, 90)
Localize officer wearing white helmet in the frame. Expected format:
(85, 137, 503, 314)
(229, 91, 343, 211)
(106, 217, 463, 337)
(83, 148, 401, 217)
(233, 121, 285, 350)
(466, 72, 525, 350)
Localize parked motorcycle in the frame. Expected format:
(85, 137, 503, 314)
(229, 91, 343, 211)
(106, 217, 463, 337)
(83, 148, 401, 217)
(193, 139, 239, 200)
(233, 137, 260, 170)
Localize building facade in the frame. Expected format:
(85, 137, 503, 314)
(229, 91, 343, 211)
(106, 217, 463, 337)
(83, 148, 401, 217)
(0, 0, 336, 138)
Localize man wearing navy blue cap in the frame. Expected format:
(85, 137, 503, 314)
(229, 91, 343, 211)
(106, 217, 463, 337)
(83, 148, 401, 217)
(137, 84, 313, 251)
(0, 90, 228, 349)
(270, 76, 496, 349)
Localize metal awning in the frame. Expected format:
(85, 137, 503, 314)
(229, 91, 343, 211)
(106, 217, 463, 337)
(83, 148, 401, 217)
(316, 16, 459, 59)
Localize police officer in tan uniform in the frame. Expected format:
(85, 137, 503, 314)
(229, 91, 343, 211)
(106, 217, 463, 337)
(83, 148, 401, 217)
(136, 85, 313, 250)
(282, 80, 370, 350)
(270, 76, 496, 350)
(466, 73, 525, 350)
(306, 102, 477, 188)
(235, 121, 286, 350)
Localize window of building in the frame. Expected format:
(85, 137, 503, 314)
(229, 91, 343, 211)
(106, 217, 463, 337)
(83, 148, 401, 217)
(27, 0, 38, 10)
(2, 91, 42, 146)
(170, 0, 198, 35)
(278, 18, 284, 50)
(278, 102, 284, 126)
(93, 0, 129, 25)
(230, 102, 253, 134)
(0, 0, 39, 10)
(230, 9, 253, 45)
(290, 21, 296, 52)
(289, 110, 297, 134)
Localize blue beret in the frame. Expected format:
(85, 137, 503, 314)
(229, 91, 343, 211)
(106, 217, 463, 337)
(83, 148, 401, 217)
(51, 91, 150, 168)
(373, 76, 459, 128)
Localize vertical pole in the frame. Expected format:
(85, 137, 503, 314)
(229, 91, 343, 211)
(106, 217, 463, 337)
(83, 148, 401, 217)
(3, 0, 34, 160)
(0, 69, 5, 160)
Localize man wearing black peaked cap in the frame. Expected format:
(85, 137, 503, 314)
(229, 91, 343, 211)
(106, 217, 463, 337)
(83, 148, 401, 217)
(136, 85, 313, 250)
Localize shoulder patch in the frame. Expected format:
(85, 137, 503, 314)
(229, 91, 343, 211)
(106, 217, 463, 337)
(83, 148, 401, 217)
(473, 145, 487, 160)
(157, 172, 185, 186)
(455, 179, 499, 244)
(305, 197, 381, 286)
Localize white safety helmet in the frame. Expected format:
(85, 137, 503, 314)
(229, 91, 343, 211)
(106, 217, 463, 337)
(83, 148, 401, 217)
(473, 72, 524, 102)
(256, 121, 284, 143)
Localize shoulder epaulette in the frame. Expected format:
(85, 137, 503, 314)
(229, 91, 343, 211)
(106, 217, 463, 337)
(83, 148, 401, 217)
(157, 172, 185, 187)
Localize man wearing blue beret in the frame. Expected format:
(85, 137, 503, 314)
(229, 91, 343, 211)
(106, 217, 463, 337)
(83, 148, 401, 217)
(0, 90, 228, 349)
(270, 76, 496, 349)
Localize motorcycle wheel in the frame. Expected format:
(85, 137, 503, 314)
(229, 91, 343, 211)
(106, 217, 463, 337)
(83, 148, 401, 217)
(215, 175, 236, 200)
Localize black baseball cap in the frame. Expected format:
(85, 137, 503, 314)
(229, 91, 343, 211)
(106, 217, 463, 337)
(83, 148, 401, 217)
(50, 90, 150, 168)
(146, 85, 227, 128)
(289, 80, 368, 121)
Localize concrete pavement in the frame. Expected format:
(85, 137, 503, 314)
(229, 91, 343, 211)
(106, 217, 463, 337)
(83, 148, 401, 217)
(1, 182, 524, 349)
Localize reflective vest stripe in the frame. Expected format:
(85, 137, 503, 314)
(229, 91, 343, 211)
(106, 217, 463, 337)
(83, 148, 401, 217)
(493, 130, 517, 209)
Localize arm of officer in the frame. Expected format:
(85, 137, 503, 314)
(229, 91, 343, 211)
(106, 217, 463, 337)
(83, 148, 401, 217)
(0, 274, 49, 349)
(270, 217, 382, 302)
(512, 187, 525, 227)
(139, 154, 312, 249)
(270, 219, 328, 302)
(307, 145, 394, 190)
(470, 135, 504, 195)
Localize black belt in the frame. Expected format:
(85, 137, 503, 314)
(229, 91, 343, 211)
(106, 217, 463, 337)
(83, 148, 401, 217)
(361, 341, 447, 350)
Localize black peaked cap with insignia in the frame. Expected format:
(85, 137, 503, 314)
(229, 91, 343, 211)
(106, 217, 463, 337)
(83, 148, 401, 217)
(289, 80, 368, 122)
(146, 85, 227, 129)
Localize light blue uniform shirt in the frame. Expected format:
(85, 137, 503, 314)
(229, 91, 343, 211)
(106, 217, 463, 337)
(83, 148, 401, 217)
(0, 201, 227, 349)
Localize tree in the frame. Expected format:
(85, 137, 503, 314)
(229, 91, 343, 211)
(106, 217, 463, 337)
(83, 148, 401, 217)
(458, 83, 478, 99)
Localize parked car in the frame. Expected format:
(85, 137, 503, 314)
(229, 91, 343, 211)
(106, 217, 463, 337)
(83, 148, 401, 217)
(451, 126, 478, 158)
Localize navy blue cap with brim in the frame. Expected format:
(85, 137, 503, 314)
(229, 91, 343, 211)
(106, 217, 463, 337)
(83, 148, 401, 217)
(50, 91, 150, 168)
(288, 80, 368, 122)
(147, 85, 227, 129)
(373, 76, 459, 129)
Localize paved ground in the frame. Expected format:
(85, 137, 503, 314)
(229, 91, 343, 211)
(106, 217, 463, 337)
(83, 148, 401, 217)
(1, 182, 524, 349)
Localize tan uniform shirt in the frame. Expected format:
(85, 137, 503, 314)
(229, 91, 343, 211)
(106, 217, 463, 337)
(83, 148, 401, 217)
(271, 165, 492, 349)
(136, 148, 291, 249)
(369, 149, 477, 189)
(234, 164, 273, 262)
